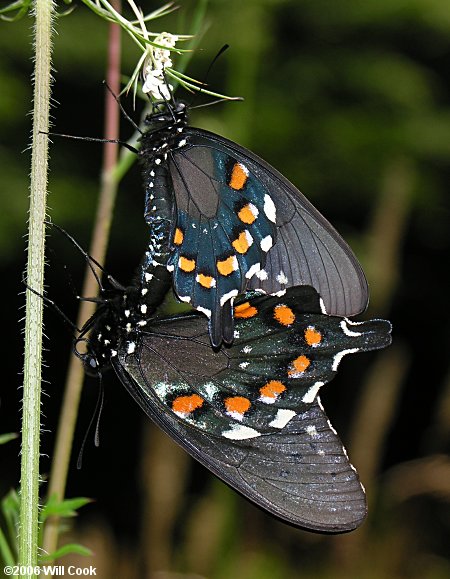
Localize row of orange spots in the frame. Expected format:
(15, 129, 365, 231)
(259, 380, 286, 399)
(234, 302, 258, 319)
(225, 396, 251, 416)
(179, 253, 238, 284)
(274, 304, 296, 326)
(229, 162, 249, 191)
(305, 326, 322, 346)
(288, 355, 310, 376)
(232, 230, 252, 254)
(172, 394, 204, 415)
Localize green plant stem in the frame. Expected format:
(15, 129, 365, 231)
(42, 4, 122, 561)
(20, 0, 55, 573)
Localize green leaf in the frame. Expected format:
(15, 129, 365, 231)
(40, 495, 92, 523)
(39, 543, 92, 562)
(0, 433, 18, 445)
(0, 489, 20, 565)
(0, 0, 31, 21)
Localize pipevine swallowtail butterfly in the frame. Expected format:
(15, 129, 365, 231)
(138, 99, 369, 348)
(74, 241, 391, 532)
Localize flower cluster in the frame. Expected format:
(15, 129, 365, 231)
(142, 32, 178, 100)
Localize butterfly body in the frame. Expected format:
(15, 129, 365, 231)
(139, 102, 369, 347)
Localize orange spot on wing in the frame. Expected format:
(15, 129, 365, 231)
(229, 163, 248, 190)
(225, 396, 251, 415)
(173, 227, 184, 245)
(238, 203, 257, 224)
(234, 302, 258, 318)
(305, 326, 322, 346)
(217, 255, 237, 276)
(288, 355, 310, 376)
(172, 394, 204, 414)
(179, 256, 196, 273)
(259, 380, 286, 399)
(197, 273, 215, 289)
(274, 304, 296, 326)
(232, 231, 251, 254)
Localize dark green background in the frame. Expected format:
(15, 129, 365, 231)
(1, 0, 449, 577)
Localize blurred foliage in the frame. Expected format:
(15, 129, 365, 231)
(1, 0, 450, 578)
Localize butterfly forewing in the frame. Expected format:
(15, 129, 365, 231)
(162, 128, 369, 345)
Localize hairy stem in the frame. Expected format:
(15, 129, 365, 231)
(20, 0, 55, 572)
(42, 5, 122, 561)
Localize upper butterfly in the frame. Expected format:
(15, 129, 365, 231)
(139, 99, 369, 348)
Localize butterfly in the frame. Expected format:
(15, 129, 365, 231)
(77, 263, 391, 532)
(138, 99, 369, 348)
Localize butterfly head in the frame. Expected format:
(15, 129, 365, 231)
(143, 100, 188, 129)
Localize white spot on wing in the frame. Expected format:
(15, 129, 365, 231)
(179, 295, 191, 303)
(242, 345, 252, 353)
(263, 194, 276, 223)
(220, 289, 238, 306)
(226, 410, 245, 422)
(203, 382, 218, 399)
(319, 298, 327, 314)
(306, 425, 319, 438)
(239, 362, 249, 369)
(245, 262, 261, 279)
(302, 381, 325, 403)
(269, 409, 296, 429)
(197, 306, 212, 318)
(340, 319, 363, 336)
(222, 424, 261, 440)
(276, 270, 288, 284)
(256, 269, 268, 280)
(260, 235, 273, 252)
(127, 342, 136, 354)
(332, 348, 359, 371)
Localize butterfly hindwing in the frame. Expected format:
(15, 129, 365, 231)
(114, 358, 369, 532)
(112, 286, 391, 531)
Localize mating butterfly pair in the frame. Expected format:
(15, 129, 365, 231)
(74, 94, 391, 533)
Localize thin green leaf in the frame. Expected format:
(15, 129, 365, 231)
(39, 543, 92, 562)
(1, 489, 20, 563)
(40, 496, 92, 522)
(0, 526, 16, 567)
(0, 433, 18, 445)
(0, 0, 31, 21)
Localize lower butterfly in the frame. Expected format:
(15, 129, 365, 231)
(76, 256, 391, 532)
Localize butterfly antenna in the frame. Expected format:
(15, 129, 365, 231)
(77, 376, 104, 469)
(23, 279, 81, 333)
(41, 130, 139, 155)
(103, 81, 143, 135)
(45, 220, 107, 291)
(188, 44, 231, 109)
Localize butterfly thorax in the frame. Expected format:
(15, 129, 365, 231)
(139, 101, 188, 164)
(76, 282, 161, 377)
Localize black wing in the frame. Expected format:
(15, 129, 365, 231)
(112, 287, 391, 531)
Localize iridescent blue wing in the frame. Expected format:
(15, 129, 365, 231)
(113, 286, 391, 532)
(166, 129, 369, 347)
